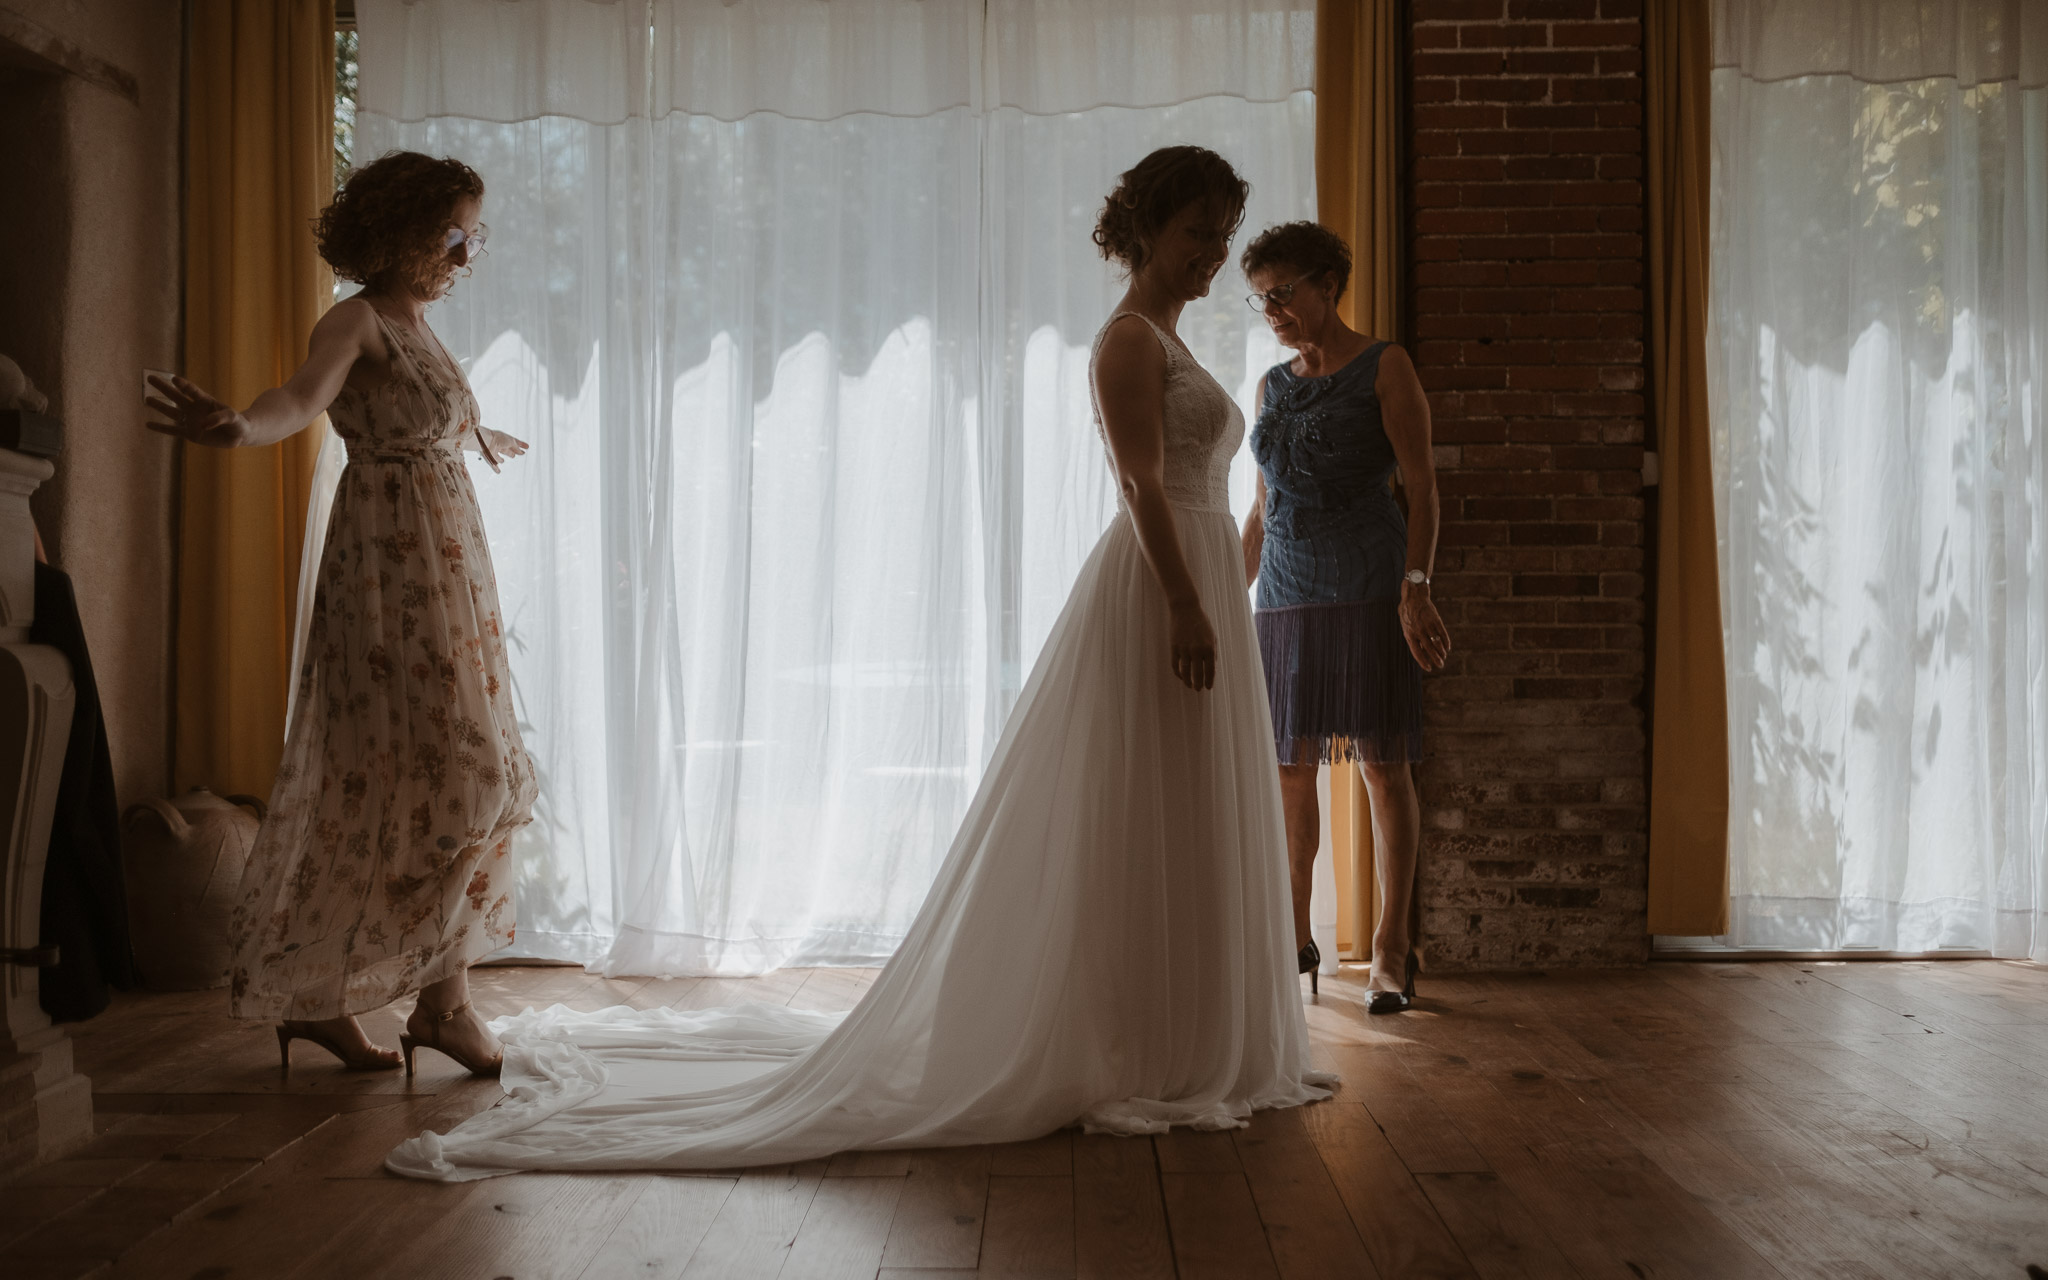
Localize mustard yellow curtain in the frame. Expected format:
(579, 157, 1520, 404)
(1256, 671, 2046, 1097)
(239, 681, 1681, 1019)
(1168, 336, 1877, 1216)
(1328, 767, 1378, 959)
(1316, 0, 1402, 957)
(1316, 0, 1402, 344)
(177, 0, 335, 799)
(1644, 0, 1730, 935)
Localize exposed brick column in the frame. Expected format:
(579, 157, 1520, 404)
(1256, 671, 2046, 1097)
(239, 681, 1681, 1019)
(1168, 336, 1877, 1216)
(1407, 0, 1650, 967)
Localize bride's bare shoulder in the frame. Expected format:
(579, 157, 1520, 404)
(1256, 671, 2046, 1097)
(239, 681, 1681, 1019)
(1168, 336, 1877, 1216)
(1094, 314, 1167, 375)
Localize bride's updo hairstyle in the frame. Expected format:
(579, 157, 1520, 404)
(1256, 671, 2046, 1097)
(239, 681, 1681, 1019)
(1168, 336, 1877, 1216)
(315, 150, 485, 299)
(1093, 145, 1250, 272)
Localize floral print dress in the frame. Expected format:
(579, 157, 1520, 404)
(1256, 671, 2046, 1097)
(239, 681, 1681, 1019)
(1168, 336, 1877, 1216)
(228, 301, 535, 1020)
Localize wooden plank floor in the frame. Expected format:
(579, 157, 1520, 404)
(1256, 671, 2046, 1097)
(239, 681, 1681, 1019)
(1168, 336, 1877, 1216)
(5, 960, 2047, 1279)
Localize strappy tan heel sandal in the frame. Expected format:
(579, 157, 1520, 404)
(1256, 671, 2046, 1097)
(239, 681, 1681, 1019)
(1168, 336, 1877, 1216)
(400, 1000, 504, 1078)
(276, 1021, 403, 1072)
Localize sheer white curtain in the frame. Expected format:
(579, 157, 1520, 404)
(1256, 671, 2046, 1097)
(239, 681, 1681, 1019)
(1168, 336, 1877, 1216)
(348, 0, 1314, 973)
(1707, 0, 2048, 957)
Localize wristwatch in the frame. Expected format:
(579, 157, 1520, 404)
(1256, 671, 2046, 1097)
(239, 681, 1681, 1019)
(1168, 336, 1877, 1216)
(1404, 569, 1430, 587)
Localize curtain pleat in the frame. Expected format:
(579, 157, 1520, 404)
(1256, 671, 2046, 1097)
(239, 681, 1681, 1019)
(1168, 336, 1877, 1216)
(1707, 0, 2046, 958)
(1315, 0, 1401, 958)
(1314, 0, 1400, 342)
(1327, 764, 1377, 958)
(177, 0, 335, 798)
(1645, 0, 1729, 936)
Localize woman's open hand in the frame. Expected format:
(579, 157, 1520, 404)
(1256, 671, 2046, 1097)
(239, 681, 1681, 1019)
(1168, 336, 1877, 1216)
(471, 426, 530, 472)
(146, 374, 252, 449)
(1399, 587, 1451, 672)
(1170, 599, 1218, 691)
(483, 427, 529, 461)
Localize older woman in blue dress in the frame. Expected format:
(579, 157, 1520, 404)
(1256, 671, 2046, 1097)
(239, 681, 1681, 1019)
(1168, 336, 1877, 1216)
(1239, 222, 1449, 1014)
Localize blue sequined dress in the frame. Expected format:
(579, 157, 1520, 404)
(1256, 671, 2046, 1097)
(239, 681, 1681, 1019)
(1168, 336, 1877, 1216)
(1251, 341, 1424, 764)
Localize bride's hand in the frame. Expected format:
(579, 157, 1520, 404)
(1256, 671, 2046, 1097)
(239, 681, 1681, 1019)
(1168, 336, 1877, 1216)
(1169, 600, 1217, 691)
(145, 373, 252, 448)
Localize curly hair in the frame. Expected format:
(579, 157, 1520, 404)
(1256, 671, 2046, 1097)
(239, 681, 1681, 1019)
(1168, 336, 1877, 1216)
(314, 151, 485, 298)
(1093, 146, 1250, 272)
(1240, 221, 1352, 305)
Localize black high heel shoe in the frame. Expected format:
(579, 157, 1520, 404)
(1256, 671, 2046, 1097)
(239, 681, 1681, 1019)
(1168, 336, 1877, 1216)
(1367, 947, 1417, 1015)
(1298, 938, 1321, 996)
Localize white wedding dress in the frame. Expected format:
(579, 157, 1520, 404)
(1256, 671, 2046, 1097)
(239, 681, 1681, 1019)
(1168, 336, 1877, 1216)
(387, 312, 1335, 1180)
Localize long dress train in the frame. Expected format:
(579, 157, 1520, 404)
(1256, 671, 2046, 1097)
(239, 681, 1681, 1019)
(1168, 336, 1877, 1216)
(387, 311, 1333, 1180)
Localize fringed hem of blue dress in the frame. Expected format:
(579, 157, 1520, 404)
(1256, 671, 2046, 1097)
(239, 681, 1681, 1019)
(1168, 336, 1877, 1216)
(1255, 599, 1424, 766)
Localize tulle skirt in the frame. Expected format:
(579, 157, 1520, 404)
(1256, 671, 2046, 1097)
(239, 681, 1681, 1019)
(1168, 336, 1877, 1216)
(387, 506, 1333, 1179)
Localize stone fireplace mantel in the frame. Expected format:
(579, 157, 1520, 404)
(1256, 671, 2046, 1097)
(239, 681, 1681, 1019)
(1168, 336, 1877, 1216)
(0, 421, 90, 1171)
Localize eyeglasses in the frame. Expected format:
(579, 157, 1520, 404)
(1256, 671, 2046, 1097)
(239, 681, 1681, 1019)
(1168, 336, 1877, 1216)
(1246, 275, 1312, 312)
(443, 223, 489, 259)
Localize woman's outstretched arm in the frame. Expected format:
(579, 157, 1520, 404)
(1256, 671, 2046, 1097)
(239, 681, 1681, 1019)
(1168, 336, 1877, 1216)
(1094, 315, 1216, 692)
(147, 299, 381, 449)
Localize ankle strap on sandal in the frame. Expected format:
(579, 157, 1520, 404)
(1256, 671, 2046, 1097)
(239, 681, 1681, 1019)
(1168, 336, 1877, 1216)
(424, 1000, 472, 1023)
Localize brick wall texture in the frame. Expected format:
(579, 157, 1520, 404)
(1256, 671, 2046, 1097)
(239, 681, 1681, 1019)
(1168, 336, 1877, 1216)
(1408, 0, 1651, 968)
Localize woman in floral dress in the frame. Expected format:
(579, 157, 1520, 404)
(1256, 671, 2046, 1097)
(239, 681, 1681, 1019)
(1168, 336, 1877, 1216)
(147, 151, 534, 1074)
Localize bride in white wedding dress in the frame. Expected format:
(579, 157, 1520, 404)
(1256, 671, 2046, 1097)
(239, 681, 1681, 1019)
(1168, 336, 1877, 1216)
(388, 146, 1335, 1181)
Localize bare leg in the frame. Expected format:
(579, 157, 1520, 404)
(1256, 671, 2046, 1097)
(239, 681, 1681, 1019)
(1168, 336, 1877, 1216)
(1360, 760, 1421, 993)
(409, 967, 501, 1066)
(1277, 760, 1321, 952)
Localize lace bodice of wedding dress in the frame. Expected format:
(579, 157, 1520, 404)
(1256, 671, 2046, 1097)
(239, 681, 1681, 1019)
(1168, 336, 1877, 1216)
(1092, 311, 1244, 515)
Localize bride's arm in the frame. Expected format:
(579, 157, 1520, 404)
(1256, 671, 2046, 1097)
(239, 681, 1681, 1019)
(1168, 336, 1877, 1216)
(1093, 317, 1216, 692)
